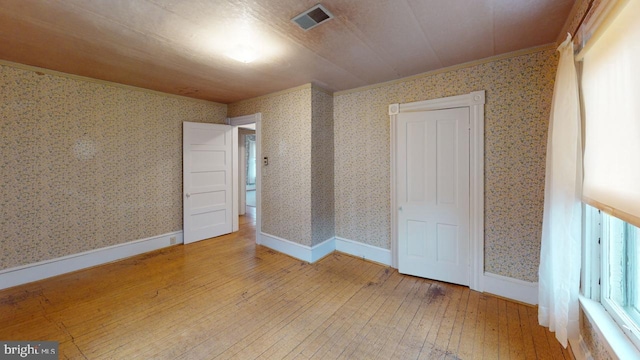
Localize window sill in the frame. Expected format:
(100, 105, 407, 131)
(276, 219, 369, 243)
(579, 295, 640, 359)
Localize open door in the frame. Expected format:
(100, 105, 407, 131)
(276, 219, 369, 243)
(183, 122, 235, 244)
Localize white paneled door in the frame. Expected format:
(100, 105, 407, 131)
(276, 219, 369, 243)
(397, 107, 470, 285)
(183, 122, 233, 244)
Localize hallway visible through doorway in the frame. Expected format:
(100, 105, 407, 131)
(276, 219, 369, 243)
(246, 189, 256, 207)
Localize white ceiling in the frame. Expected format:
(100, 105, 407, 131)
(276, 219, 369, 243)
(0, 0, 574, 103)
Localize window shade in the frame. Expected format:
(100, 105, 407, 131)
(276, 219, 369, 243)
(581, 0, 640, 227)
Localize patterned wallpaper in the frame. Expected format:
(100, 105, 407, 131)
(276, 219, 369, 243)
(580, 311, 613, 359)
(334, 48, 558, 282)
(228, 85, 335, 247)
(228, 86, 314, 246)
(0, 64, 227, 270)
(311, 87, 335, 246)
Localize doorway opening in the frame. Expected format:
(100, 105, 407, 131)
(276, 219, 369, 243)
(239, 125, 256, 220)
(229, 113, 261, 238)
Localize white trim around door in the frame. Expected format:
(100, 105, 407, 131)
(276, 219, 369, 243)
(390, 91, 485, 292)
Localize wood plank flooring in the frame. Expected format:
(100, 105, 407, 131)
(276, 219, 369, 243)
(0, 212, 573, 359)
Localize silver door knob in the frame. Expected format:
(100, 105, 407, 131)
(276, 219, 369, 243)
(185, 193, 191, 198)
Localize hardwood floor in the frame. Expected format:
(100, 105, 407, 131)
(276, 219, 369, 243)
(0, 213, 573, 359)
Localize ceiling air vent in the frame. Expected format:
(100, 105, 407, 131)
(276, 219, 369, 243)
(291, 4, 334, 31)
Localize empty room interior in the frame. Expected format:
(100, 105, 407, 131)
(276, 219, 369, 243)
(1, 0, 639, 359)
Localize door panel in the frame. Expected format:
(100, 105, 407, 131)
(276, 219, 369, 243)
(437, 120, 457, 204)
(407, 220, 428, 257)
(397, 107, 470, 285)
(183, 122, 233, 244)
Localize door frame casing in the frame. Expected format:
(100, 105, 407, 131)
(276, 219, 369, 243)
(390, 90, 485, 292)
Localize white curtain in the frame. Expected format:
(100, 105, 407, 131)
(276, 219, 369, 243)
(538, 34, 582, 348)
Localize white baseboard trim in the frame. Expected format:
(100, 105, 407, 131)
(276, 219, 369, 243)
(570, 336, 593, 360)
(258, 232, 334, 263)
(311, 237, 336, 263)
(256, 234, 392, 266)
(482, 272, 538, 305)
(335, 237, 392, 266)
(0, 231, 183, 290)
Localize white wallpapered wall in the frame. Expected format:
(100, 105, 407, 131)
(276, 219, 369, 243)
(2, 48, 557, 285)
(311, 87, 335, 246)
(0, 64, 227, 270)
(333, 48, 558, 283)
(227, 47, 557, 284)
(228, 85, 337, 247)
(228, 86, 314, 246)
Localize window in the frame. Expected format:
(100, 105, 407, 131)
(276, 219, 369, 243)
(585, 205, 640, 349)
(578, 0, 640, 353)
(576, 0, 640, 359)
